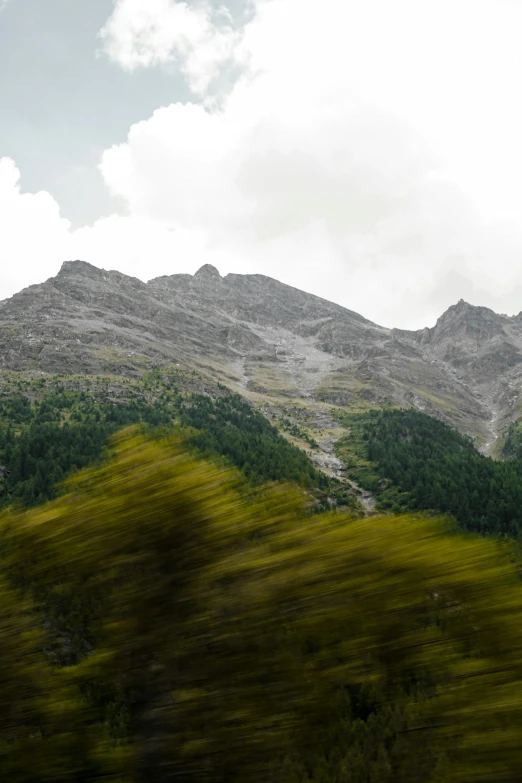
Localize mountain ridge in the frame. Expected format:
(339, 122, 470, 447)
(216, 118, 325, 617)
(1, 259, 522, 452)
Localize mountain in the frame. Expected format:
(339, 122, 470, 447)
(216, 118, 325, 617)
(1, 260, 522, 453)
(4, 266, 522, 783)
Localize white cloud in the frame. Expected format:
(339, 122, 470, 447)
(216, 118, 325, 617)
(0, 159, 71, 295)
(96, 0, 522, 327)
(4, 0, 522, 329)
(0, 159, 214, 301)
(69, 214, 211, 279)
(99, 0, 247, 97)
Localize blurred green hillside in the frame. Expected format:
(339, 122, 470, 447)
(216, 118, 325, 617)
(0, 431, 522, 780)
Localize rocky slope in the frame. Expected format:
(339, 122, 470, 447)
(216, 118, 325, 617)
(1, 261, 522, 451)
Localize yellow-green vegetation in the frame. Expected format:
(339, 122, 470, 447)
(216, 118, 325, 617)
(92, 346, 153, 367)
(243, 362, 300, 396)
(278, 417, 319, 449)
(333, 409, 380, 485)
(413, 386, 459, 414)
(314, 368, 374, 407)
(1, 431, 522, 780)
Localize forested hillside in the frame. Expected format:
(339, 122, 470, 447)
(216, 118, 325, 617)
(336, 408, 522, 537)
(1, 431, 522, 781)
(0, 379, 329, 508)
(2, 378, 522, 779)
(503, 419, 522, 459)
(179, 393, 328, 489)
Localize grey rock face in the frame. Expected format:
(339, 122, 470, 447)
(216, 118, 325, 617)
(1, 260, 521, 448)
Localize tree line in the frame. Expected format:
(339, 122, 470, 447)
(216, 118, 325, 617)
(0, 389, 328, 508)
(338, 408, 522, 537)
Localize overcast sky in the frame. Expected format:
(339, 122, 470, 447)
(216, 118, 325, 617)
(2, 0, 522, 329)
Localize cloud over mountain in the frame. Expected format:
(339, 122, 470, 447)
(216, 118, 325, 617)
(2, 0, 522, 328)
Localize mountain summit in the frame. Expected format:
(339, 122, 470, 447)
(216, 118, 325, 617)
(1, 261, 521, 447)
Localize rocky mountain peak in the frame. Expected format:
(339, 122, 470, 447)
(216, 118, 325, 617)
(438, 299, 496, 323)
(431, 300, 507, 344)
(194, 264, 221, 280)
(57, 260, 104, 280)
(395, 300, 508, 348)
(391, 298, 522, 391)
(55, 260, 147, 295)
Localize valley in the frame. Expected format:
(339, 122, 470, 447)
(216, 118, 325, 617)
(2, 261, 522, 517)
(2, 262, 522, 781)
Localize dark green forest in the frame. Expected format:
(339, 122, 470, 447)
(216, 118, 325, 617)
(179, 393, 328, 489)
(503, 418, 522, 459)
(6, 382, 522, 534)
(0, 387, 327, 508)
(336, 407, 522, 537)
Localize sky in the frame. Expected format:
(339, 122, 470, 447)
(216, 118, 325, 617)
(1, 0, 522, 329)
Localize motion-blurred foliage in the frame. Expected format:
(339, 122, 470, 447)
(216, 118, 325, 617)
(0, 429, 522, 781)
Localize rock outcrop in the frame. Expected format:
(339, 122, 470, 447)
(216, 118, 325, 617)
(1, 260, 522, 448)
